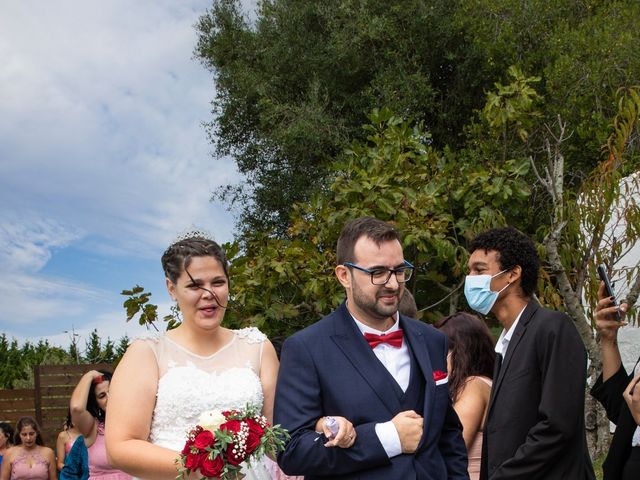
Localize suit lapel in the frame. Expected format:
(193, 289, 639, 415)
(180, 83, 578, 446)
(488, 300, 538, 413)
(401, 317, 434, 449)
(330, 304, 403, 415)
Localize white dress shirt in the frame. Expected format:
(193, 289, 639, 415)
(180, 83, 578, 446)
(351, 312, 409, 458)
(495, 305, 527, 358)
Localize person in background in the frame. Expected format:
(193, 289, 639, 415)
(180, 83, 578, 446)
(590, 281, 640, 479)
(467, 226, 594, 480)
(435, 312, 495, 480)
(0, 416, 56, 480)
(399, 290, 418, 318)
(56, 412, 82, 471)
(70, 370, 130, 480)
(0, 422, 14, 468)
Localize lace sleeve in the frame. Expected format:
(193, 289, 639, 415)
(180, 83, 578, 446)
(130, 332, 162, 368)
(234, 327, 267, 344)
(134, 331, 162, 342)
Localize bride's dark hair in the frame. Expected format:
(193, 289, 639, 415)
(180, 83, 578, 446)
(161, 236, 228, 283)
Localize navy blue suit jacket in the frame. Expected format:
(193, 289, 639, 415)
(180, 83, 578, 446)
(274, 302, 468, 479)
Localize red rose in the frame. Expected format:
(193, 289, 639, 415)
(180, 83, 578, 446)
(433, 370, 447, 382)
(194, 430, 215, 450)
(200, 453, 224, 477)
(244, 419, 264, 455)
(184, 451, 202, 471)
(181, 438, 195, 455)
(220, 419, 241, 434)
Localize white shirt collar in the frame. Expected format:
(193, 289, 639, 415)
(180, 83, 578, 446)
(350, 309, 400, 336)
(495, 305, 527, 357)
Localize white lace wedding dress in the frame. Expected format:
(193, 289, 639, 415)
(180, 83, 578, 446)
(139, 327, 273, 479)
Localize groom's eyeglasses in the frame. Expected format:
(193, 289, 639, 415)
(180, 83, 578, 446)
(343, 260, 414, 285)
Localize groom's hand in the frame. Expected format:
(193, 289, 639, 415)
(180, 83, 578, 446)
(391, 410, 423, 453)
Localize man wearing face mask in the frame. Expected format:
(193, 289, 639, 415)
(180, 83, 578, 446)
(466, 227, 595, 480)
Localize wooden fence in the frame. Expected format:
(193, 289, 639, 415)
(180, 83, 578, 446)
(0, 363, 111, 446)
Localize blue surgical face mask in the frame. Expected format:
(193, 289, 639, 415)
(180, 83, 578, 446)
(464, 270, 510, 315)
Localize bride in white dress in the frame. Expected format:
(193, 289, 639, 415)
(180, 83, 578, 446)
(105, 233, 280, 479)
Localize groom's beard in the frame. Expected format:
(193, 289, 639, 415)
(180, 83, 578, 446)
(351, 280, 401, 324)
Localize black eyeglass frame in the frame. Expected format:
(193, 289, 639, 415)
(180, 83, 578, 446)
(342, 260, 414, 285)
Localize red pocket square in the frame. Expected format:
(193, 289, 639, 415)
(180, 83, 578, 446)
(433, 370, 447, 382)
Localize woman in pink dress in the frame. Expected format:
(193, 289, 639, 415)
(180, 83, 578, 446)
(435, 312, 495, 480)
(56, 411, 83, 472)
(0, 416, 56, 480)
(70, 370, 131, 480)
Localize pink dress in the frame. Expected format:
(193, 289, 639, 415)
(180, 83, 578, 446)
(466, 376, 492, 480)
(10, 450, 49, 480)
(88, 422, 131, 480)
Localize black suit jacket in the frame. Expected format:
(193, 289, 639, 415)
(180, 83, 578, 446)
(274, 302, 468, 479)
(480, 300, 595, 479)
(591, 362, 640, 480)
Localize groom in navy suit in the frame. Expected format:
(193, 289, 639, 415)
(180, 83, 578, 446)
(275, 217, 468, 479)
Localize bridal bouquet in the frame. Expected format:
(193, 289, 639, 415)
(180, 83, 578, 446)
(176, 405, 289, 480)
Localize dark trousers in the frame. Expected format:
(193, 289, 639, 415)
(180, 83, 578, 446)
(622, 446, 640, 480)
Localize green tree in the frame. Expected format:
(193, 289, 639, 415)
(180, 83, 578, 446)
(83, 329, 103, 364)
(194, 0, 640, 238)
(194, 0, 489, 236)
(115, 335, 130, 360)
(530, 88, 640, 456)
(102, 339, 117, 364)
(68, 340, 81, 365)
(0, 335, 72, 389)
(0, 334, 27, 389)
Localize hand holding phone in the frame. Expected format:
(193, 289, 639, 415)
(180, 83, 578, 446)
(597, 264, 621, 321)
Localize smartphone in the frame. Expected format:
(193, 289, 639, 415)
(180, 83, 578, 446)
(597, 264, 621, 321)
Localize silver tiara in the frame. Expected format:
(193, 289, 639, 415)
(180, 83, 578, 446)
(170, 227, 216, 244)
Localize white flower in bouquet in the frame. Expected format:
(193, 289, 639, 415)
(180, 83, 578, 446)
(198, 409, 226, 432)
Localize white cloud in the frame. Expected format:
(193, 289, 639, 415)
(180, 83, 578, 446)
(0, 1, 242, 336)
(0, 0, 238, 257)
(0, 216, 106, 326)
(0, 215, 84, 273)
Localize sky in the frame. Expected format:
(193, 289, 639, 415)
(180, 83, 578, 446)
(0, 1, 253, 348)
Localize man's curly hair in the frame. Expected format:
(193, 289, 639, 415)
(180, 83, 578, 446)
(469, 226, 540, 297)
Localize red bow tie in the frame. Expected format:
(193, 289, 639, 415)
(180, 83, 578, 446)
(364, 329, 404, 348)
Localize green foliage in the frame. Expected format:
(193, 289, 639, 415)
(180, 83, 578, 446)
(555, 87, 640, 324)
(83, 330, 120, 364)
(194, 0, 490, 236)
(0, 334, 32, 389)
(222, 106, 531, 332)
(0, 331, 130, 390)
(195, 0, 640, 239)
(83, 329, 103, 364)
(121, 285, 180, 330)
(483, 66, 542, 143)
(122, 285, 160, 328)
(115, 335, 130, 359)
